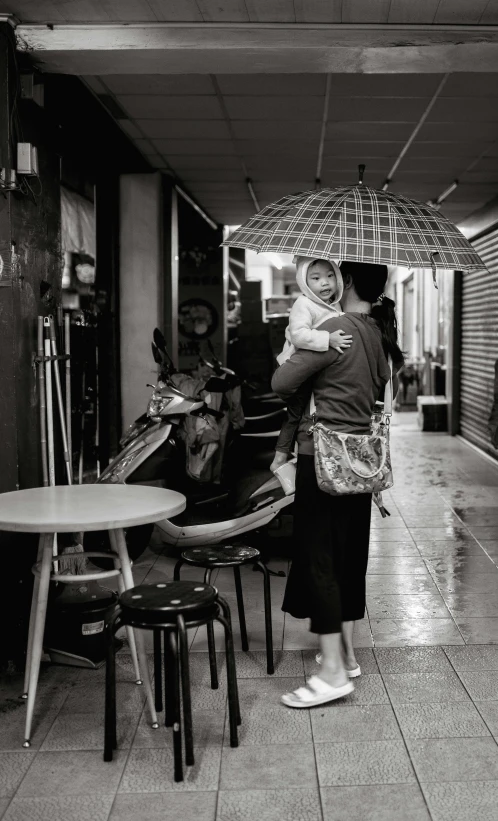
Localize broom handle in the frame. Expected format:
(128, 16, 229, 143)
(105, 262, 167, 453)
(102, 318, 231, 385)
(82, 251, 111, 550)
(64, 313, 72, 478)
(78, 370, 85, 485)
(37, 316, 49, 487)
(44, 326, 55, 487)
(49, 317, 72, 485)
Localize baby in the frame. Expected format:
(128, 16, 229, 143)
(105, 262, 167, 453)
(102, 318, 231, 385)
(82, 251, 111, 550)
(271, 257, 352, 473)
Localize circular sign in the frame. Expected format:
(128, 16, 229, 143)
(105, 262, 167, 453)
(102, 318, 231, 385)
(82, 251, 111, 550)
(178, 298, 219, 340)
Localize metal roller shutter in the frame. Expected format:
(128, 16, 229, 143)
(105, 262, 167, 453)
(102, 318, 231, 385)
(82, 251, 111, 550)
(460, 229, 498, 458)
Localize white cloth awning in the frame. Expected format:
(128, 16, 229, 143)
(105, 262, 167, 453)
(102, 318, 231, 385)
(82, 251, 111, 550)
(61, 186, 95, 258)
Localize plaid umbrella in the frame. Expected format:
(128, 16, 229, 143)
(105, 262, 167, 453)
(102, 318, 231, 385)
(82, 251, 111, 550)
(223, 185, 486, 281)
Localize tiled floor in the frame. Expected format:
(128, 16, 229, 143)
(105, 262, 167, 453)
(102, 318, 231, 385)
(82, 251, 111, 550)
(1, 414, 498, 820)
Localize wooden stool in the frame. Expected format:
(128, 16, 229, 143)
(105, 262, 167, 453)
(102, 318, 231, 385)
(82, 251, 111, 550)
(104, 580, 240, 783)
(174, 545, 274, 676)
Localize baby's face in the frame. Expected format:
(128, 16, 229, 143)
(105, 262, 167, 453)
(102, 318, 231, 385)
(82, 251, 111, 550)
(307, 261, 336, 300)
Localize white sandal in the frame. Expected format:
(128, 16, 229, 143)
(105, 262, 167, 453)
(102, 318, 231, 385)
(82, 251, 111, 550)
(315, 654, 361, 678)
(281, 675, 354, 708)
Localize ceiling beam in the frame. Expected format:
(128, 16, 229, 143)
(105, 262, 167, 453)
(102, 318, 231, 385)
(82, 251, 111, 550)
(15, 22, 498, 75)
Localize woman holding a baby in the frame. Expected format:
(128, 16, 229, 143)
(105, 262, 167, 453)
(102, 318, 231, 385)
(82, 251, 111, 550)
(271, 258, 403, 707)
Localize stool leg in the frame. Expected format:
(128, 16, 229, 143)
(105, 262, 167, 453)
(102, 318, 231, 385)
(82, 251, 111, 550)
(117, 574, 141, 685)
(110, 528, 158, 728)
(173, 559, 184, 581)
(23, 533, 53, 747)
(204, 569, 218, 690)
(256, 560, 274, 675)
(178, 615, 194, 767)
(22, 533, 47, 699)
(233, 565, 249, 652)
(169, 629, 183, 782)
(217, 595, 241, 726)
(216, 611, 239, 748)
(153, 629, 163, 713)
(163, 629, 174, 728)
(104, 612, 120, 761)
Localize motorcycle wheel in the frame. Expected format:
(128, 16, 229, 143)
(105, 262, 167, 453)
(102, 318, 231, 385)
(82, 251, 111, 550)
(83, 524, 154, 570)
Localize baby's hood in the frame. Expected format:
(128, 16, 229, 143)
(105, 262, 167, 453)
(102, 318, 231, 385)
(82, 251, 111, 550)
(295, 257, 343, 308)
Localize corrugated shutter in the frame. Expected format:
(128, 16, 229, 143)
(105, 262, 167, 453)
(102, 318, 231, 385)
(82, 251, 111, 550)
(460, 229, 498, 458)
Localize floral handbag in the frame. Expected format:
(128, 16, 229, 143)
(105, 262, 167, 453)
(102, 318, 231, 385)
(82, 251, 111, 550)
(309, 359, 393, 497)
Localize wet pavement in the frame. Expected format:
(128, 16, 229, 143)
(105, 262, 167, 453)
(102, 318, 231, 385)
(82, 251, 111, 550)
(1, 413, 498, 821)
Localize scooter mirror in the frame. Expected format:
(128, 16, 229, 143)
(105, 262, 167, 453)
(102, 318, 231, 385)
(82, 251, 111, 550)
(153, 328, 167, 353)
(151, 342, 163, 366)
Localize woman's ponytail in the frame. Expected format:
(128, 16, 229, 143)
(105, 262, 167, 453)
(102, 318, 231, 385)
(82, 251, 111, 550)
(371, 297, 404, 367)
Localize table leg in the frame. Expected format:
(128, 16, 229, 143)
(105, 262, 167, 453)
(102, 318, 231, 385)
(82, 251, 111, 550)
(23, 533, 53, 746)
(110, 527, 159, 728)
(116, 574, 141, 685)
(22, 533, 46, 699)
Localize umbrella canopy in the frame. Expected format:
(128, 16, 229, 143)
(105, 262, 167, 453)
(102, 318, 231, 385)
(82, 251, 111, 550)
(223, 185, 486, 278)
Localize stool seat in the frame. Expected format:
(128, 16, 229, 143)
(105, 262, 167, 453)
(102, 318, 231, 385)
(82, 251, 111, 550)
(120, 581, 217, 619)
(182, 545, 260, 567)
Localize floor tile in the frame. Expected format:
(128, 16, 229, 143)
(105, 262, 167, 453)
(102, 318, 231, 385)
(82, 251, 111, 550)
(367, 558, 429, 575)
(41, 712, 141, 752)
(320, 784, 431, 821)
(456, 618, 498, 644)
(366, 576, 440, 595)
(229, 650, 304, 678)
(383, 671, 470, 704)
(3, 795, 114, 821)
(315, 740, 416, 785)
(60, 682, 145, 714)
(217, 788, 322, 821)
(407, 737, 498, 782)
(0, 753, 35, 799)
(228, 705, 312, 745)
(468, 527, 498, 541)
(426, 555, 498, 575)
(0, 707, 58, 751)
(475, 702, 498, 736)
(371, 618, 464, 647)
(444, 645, 498, 671)
(444, 593, 498, 617)
(110, 791, 217, 821)
(394, 702, 490, 738)
(480, 540, 498, 559)
(344, 674, 390, 705)
(119, 747, 222, 792)
(303, 648, 378, 676)
(367, 593, 450, 619)
(311, 704, 401, 742)
(422, 781, 498, 821)
(374, 647, 452, 674)
(409, 527, 474, 542)
(236, 676, 305, 709)
(0, 800, 9, 819)
(457, 671, 498, 700)
(369, 530, 414, 543)
(134, 710, 226, 748)
(369, 542, 421, 557)
(431, 575, 498, 595)
(219, 744, 317, 790)
(416, 541, 485, 558)
(17, 750, 127, 797)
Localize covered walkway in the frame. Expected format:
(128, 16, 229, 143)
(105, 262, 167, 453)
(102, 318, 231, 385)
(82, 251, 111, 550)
(1, 417, 498, 820)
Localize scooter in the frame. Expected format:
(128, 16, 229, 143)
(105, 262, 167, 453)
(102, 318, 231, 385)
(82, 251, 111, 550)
(85, 330, 293, 565)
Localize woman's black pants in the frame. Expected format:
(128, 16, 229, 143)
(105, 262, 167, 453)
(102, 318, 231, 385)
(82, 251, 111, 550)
(282, 454, 372, 634)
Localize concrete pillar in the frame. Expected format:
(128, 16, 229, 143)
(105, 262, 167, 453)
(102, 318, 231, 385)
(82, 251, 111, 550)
(119, 172, 163, 429)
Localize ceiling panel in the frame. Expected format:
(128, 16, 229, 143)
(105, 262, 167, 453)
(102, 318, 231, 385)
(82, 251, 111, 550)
(118, 95, 222, 120)
(151, 139, 236, 155)
(322, 141, 405, 157)
(327, 97, 426, 122)
(103, 75, 214, 95)
(481, 0, 498, 24)
(223, 96, 324, 120)
(231, 121, 322, 139)
(407, 141, 487, 157)
(196, 0, 249, 22)
(442, 74, 498, 97)
(293, 1, 342, 23)
(342, 0, 391, 24)
(236, 138, 318, 155)
(428, 98, 498, 123)
(327, 75, 443, 97)
(136, 120, 231, 139)
(148, 1, 203, 21)
(172, 156, 242, 170)
(245, 1, 296, 23)
(434, 0, 489, 25)
(327, 123, 414, 141)
(419, 122, 498, 141)
(179, 168, 244, 181)
(216, 75, 326, 96)
(388, 0, 440, 24)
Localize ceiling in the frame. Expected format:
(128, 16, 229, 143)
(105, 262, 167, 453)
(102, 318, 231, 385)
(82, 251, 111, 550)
(4, 2, 498, 226)
(4, 1, 498, 25)
(84, 70, 498, 226)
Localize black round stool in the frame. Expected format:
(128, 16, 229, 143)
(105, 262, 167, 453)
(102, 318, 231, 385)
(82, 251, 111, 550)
(174, 545, 274, 676)
(104, 580, 240, 783)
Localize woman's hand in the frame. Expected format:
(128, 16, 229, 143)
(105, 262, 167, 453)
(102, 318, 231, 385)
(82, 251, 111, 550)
(329, 330, 352, 354)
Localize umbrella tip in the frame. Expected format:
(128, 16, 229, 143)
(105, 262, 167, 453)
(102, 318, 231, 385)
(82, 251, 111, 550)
(358, 164, 366, 185)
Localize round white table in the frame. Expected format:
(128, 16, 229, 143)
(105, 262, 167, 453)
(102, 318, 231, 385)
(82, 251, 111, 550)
(0, 485, 186, 746)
